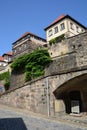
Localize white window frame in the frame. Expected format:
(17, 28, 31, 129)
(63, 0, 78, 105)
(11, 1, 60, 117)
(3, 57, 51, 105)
(70, 22, 74, 30)
(48, 29, 53, 37)
(60, 23, 65, 31)
(76, 26, 79, 33)
(54, 26, 58, 34)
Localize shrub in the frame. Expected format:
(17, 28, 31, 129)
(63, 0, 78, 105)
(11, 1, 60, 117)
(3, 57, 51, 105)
(11, 49, 51, 81)
(49, 34, 65, 45)
(0, 71, 10, 90)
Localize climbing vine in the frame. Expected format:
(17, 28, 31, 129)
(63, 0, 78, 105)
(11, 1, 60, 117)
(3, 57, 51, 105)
(11, 49, 51, 81)
(49, 34, 65, 45)
(0, 71, 10, 90)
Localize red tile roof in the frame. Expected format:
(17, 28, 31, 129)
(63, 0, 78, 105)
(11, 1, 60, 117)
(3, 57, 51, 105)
(51, 14, 65, 25)
(7, 51, 13, 56)
(17, 32, 43, 41)
(44, 14, 65, 30)
(13, 32, 46, 44)
(44, 14, 86, 30)
(17, 32, 31, 41)
(0, 56, 4, 61)
(2, 51, 13, 56)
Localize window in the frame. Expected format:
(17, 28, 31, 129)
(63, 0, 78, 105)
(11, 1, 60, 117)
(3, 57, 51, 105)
(54, 26, 58, 34)
(24, 44, 26, 48)
(19, 47, 21, 51)
(60, 23, 65, 31)
(8, 57, 11, 61)
(76, 26, 79, 33)
(70, 22, 74, 30)
(14, 49, 16, 54)
(48, 29, 53, 37)
(4, 56, 8, 61)
(3, 63, 6, 66)
(82, 29, 84, 32)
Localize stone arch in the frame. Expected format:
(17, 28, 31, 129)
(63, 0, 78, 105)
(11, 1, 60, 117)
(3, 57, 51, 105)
(54, 70, 87, 91)
(53, 73, 87, 114)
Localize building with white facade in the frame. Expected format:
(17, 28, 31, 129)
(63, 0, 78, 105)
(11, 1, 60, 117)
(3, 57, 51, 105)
(0, 56, 7, 67)
(2, 52, 13, 63)
(0, 52, 12, 69)
(44, 14, 87, 43)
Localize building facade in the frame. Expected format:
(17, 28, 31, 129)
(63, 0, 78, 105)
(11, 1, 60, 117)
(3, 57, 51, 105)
(1, 14, 87, 116)
(0, 52, 12, 93)
(0, 52, 12, 68)
(1, 31, 87, 116)
(2, 52, 13, 63)
(12, 32, 46, 59)
(45, 15, 86, 43)
(0, 56, 7, 67)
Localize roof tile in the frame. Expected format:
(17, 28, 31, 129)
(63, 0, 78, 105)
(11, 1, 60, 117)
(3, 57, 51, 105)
(0, 56, 4, 61)
(51, 14, 65, 25)
(2, 51, 13, 56)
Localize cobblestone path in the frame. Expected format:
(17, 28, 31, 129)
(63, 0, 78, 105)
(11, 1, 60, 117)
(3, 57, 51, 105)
(0, 105, 87, 130)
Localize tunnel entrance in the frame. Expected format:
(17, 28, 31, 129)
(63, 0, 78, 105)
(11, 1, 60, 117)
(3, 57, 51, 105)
(65, 91, 81, 114)
(69, 91, 81, 113)
(53, 74, 87, 115)
(54, 90, 82, 114)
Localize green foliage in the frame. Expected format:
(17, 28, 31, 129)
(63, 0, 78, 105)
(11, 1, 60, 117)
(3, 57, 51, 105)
(11, 49, 51, 81)
(49, 39, 56, 45)
(49, 34, 65, 45)
(0, 71, 10, 81)
(4, 80, 10, 90)
(11, 54, 28, 71)
(0, 71, 10, 90)
(25, 64, 44, 81)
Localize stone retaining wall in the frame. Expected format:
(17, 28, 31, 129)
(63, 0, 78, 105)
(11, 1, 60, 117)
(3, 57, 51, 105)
(1, 32, 87, 116)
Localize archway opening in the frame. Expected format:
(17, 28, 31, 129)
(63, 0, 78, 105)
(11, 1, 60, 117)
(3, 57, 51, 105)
(53, 74, 87, 115)
(54, 90, 82, 114)
(66, 90, 81, 114)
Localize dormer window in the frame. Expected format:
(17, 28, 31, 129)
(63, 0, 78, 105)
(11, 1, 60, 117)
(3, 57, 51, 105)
(48, 29, 53, 37)
(60, 23, 65, 31)
(54, 26, 58, 34)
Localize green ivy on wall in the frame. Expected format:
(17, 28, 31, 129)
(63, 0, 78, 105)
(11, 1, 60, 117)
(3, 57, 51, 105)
(49, 34, 65, 45)
(11, 49, 51, 81)
(0, 71, 10, 90)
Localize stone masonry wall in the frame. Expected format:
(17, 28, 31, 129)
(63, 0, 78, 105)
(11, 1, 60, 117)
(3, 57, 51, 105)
(1, 32, 87, 116)
(0, 74, 64, 116)
(46, 32, 87, 76)
(10, 32, 87, 90)
(1, 70, 87, 116)
(0, 78, 50, 115)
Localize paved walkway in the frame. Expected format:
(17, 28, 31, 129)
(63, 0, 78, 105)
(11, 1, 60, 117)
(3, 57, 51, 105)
(0, 104, 87, 130)
(53, 114, 87, 128)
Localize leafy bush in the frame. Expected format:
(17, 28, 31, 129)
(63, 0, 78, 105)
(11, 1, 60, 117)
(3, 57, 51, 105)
(11, 54, 29, 71)
(4, 80, 10, 90)
(11, 49, 51, 81)
(0, 71, 10, 90)
(0, 71, 10, 81)
(49, 34, 65, 45)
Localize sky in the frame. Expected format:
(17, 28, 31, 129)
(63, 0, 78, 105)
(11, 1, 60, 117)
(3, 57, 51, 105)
(0, 0, 87, 55)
